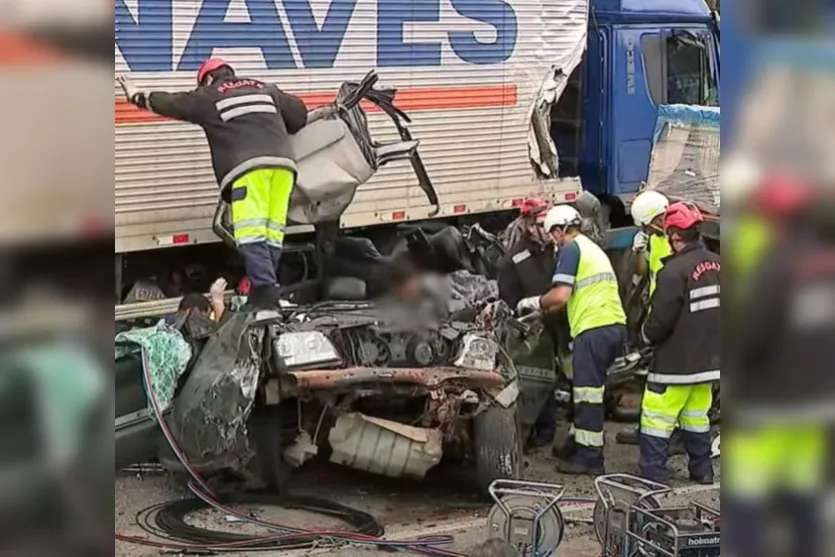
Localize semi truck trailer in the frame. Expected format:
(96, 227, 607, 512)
(114, 0, 720, 309)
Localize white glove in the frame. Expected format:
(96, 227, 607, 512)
(631, 230, 649, 253)
(116, 74, 138, 101)
(209, 278, 227, 303)
(515, 296, 542, 314)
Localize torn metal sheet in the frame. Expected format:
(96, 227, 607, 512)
(521, 0, 590, 177)
(328, 413, 443, 479)
(169, 312, 263, 473)
(494, 380, 521, 409)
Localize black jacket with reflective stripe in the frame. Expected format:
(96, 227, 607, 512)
(147, 76, 308, 195)
(735, 235, 835, 417)
(497, 239, 569, 351)
(497, 238, 555, 309)
(642, 242, 721, 384)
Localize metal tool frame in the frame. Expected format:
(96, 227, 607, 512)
(625, 501, 720, 557)
(593, 473, 671, 556)
(488, 479, 567, 556)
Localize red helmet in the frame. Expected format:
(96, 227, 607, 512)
(197, 58, 230, 85)
(520, 196, 548, 219)
(664, 202, 704, 230)
(236, 277, 251, 296)
(752, 174, 813, 218)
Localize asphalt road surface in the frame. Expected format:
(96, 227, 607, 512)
(116, 422, 720, 556)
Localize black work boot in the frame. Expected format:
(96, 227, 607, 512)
(689, 466, 715, 485)
(244, 285, 278, 310)
(669, 432, 686, 456)
(555, 458, 604, 476)
(616, 427, 640, 445)
(551, 438, 577, 460)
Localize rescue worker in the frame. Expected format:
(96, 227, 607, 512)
(116, 60, 308, 309)
(723, 156, 772, 305)
(516, 205, 627, 475)
(617, 190, 684, 453)
(497, 197, 554, 309)
(630, 190, 672, 297)
(726, 176, 833, 557)
(638, 202, 720, 485)
(496, 197, 561, 447)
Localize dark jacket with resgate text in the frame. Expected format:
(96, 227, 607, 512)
(146, 76, 308, 196)
(735, 234, 835, 419)
(642, 242, 720, 384)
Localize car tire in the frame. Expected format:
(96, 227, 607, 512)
(248, 404, 293, 493)
(473, 404, 523, 494)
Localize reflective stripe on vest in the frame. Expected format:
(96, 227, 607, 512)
(648, 234, 673, 297)
(566, 235, 627, 338)
(731, 215, 772, 304)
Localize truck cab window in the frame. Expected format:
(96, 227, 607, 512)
(667, 33, 716, 106)
(641, 32, 718, 107)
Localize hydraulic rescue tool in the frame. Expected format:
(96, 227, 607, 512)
(593, 474, 720, 557)
(486, 479, 567, 556)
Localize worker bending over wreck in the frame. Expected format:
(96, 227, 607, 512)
(517, 205, 626, 475)
(116, 59, 308, 309)
(496, 197, 561, 448)
(618, 189, 675, 447)
(639, 202, 719, 485)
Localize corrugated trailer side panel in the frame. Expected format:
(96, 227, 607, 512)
(115, 0, 588, 253)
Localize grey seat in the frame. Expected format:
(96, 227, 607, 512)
(212, 70, 438, 249)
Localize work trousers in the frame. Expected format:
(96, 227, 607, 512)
(724, 423, 826, 557)
(229, 167, 295, 287)
(570, 324, 625, 466)
(639, 382, 712, 483)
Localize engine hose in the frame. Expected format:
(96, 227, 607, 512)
(118, 346, 469, 556)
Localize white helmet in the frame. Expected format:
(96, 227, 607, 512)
(543, 205, 582, 232)
(630, 190, 669, 226)
(721, 155, 762, 207)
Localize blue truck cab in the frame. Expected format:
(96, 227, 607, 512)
(551, 0, 720, 232)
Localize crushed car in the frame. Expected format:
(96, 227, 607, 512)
(165, 299, 525, 491)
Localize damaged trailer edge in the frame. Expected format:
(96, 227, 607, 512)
(166, 309, 524, 489)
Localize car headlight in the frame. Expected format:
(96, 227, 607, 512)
(274, 331, 342, 368)
(453, 333, 498, 372)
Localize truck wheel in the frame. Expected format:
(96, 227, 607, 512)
(473, 405, 523, 494)
(248, 405, 292, 493)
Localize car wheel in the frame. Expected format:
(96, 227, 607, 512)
(473, 404, 523, 494)
(248, 404, 292, 493)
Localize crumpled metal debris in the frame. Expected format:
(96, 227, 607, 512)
(329, 413, 443, 479)
(283, 431, 319, 468)
(169, 312, 263, 473)
(446, 270, 499, 309)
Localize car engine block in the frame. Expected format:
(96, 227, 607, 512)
(297, 305, 472, 368)
(330, 324, 458, 368)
